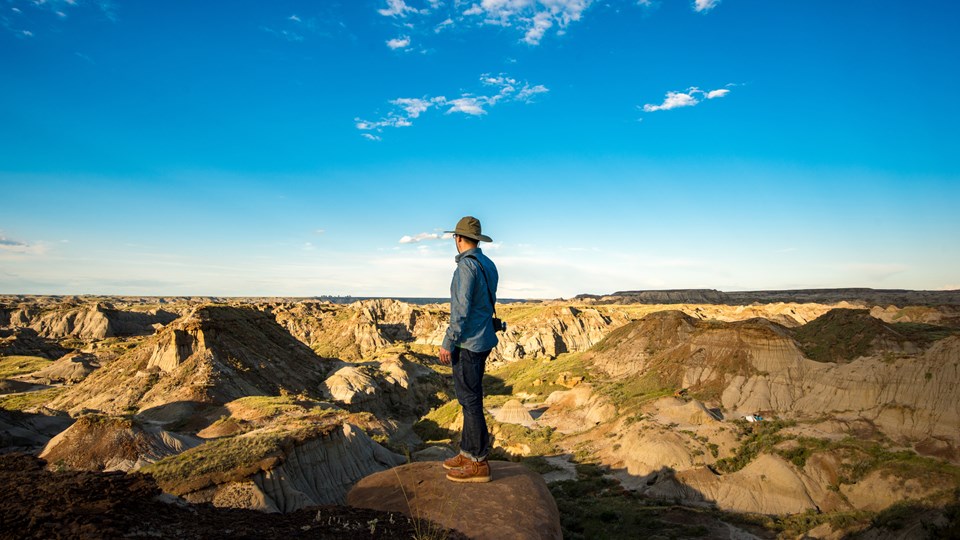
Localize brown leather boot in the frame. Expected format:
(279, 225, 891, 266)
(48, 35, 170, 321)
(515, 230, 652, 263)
(442, 453, 471, 470)
(445, 459, 491, 483)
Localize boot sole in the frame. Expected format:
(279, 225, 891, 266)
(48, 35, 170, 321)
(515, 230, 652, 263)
(442, 463, 463, 470)
(445, 473, 492, 483)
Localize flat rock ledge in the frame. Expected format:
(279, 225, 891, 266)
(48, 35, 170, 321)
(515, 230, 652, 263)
(347, 461, 562, 540)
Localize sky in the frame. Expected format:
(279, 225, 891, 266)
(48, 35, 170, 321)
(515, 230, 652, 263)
(1, 0, 958, 299)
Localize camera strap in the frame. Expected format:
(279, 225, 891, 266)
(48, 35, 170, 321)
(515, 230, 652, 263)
(464, 254, 497, 318)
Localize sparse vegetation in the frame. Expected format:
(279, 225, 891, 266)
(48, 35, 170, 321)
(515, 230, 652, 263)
(143, 421, 342, 494)
(0, 387, 66, 410)
(714, 419, 795, 473)
(486, 352, 590, 399)
(0, 355, 52, 378)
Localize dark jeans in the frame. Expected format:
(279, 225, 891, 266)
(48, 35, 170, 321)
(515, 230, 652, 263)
(451, 346, 491, 460)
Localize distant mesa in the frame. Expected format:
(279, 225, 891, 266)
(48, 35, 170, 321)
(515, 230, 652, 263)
(576, 287, 960, 306)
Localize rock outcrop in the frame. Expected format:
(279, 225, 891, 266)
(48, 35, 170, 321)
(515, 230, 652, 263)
(144, 421, 406, 512)
(0, 408, 74, 453)
(48, 305, 334, 418)
(22, 352, 99, 384)
(348, 461, 562, 540)
(0, 327, 70, 359)
(28, 303, 178, 340)
(494, 399, 536, 427)
(39, 415, 200, 472)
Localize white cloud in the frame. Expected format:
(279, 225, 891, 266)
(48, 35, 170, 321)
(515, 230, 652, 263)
(461, 0, 593, 45)
(643, 90, 699, 112)
(361, 133, 382, 141)
(356, 73, 548, 138)
(642, 86, 732, 112)
(379, 0, 422, 17)
(288, 14, 301, 22)
(694, 0, 720, 13)
(399, 232, 452, 244)
(434, 18, 454, 32)
(445, 96, 487, 115)
(390, 97, 433, 118)
(523, 12, 553, 45)
(517, 83, 548, 102)
(386, 36, 412, 49)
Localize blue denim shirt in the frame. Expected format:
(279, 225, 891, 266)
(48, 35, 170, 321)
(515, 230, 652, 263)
(442, 247, 499, 353)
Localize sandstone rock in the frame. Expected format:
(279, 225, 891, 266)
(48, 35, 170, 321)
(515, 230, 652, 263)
(494, 399, 537, 427)
(0, 327, 70, 359)
(539, 384, 615, 433)
(147, 422, 406, 512)
(655, 398, 721, 426)
(23, 351, 99, 384)
(29, 303, 177, 340)
(347, 461, 562, 540)
(650, 454, 819, 515)
(39, 414, 201, 472)
(0, 408, 74, 452)
(48, 305, 334, 417)
(840, 469, 948, 512)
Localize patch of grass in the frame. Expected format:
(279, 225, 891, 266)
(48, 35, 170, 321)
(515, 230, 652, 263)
(793, 309, 904, 362)
(492, 422, 557, 456)
(891, 322, 959, 346)
(714, 419, 795, 473)
(142, 421, 341, 495)
(413, 400, 461, 442)
(0, 387, 67, 410)
(520, 455, 561, 474)
(593, 371, 675, 411)
(0, 355, 52, 378)
(230, 395, 323, 418)
(486, 352, 590, 399)
(550, 465, 712, 539)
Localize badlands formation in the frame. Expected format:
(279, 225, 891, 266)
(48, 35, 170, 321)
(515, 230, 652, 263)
(0, 291, 958, 539)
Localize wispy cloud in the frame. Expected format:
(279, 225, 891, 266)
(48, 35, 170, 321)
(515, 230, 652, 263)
(642, 85, 732, 112)
(0, 235, 47, 255)
(461, 0, 592, 45)
(399, 232, 453, 244)
(378, 0, 424, 17)
(356, 73, 549, 139)
(694, 0, 721, 13)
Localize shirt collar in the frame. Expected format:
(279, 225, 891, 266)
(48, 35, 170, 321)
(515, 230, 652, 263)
(455, 246, 482, 263)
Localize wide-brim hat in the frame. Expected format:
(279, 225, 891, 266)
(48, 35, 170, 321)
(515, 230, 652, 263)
(445, 216, 492, 243)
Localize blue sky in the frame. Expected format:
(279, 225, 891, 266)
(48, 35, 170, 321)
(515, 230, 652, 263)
(1, 0, 958, 298)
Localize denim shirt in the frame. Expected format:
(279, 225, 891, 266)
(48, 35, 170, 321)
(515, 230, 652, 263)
(442, 247, 499, 353)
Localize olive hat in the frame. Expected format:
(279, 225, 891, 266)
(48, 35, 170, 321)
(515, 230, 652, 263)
(445, 216, 493, 243)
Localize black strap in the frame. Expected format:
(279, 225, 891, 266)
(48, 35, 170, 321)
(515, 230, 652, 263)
(464, 254, 496, 316)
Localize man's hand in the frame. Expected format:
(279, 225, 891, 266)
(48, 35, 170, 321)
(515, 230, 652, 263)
(439, 347, 452, 365)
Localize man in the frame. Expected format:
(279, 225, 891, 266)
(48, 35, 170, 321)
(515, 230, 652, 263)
(438, 215, 499, 483)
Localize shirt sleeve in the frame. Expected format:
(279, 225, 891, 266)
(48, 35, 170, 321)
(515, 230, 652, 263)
(442, 260, 476, 351)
